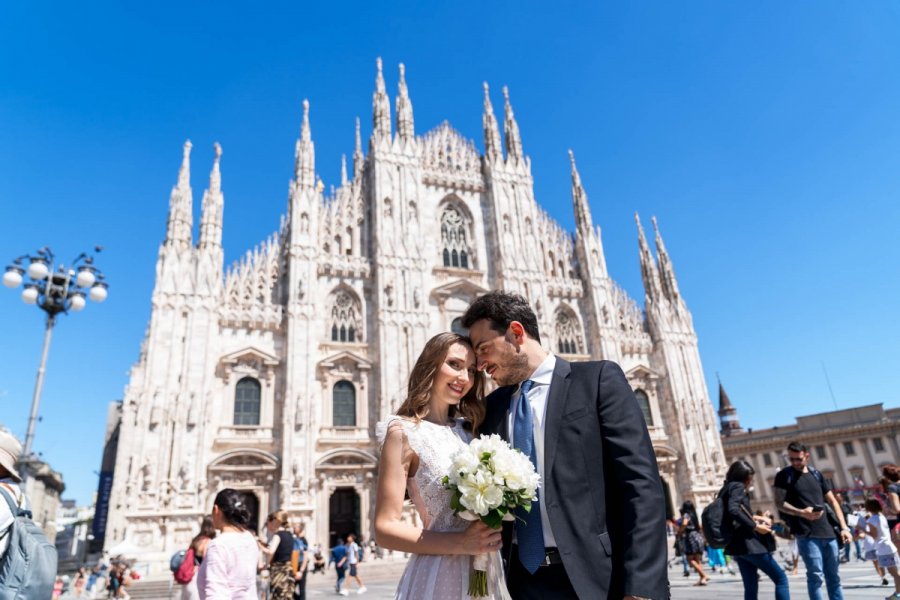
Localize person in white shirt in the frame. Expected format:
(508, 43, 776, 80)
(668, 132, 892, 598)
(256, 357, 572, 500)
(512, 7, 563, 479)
(343, 534, 366, 595)
(865, 498, 900, 599)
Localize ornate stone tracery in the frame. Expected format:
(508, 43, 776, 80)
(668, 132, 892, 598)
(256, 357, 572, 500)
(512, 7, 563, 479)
(329, 288, 363, 343)
(554, 304, 584, 355)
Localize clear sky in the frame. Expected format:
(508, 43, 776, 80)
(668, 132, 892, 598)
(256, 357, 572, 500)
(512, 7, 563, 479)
(1, 2, 899, 505)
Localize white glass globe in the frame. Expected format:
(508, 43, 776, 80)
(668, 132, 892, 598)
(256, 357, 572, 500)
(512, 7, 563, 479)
(89, 283, 108, 302)
(2, 269, 22, 288)
(21, 286, 38, 304)
(76, 268, 95, 288)
(27, 260, 48, 280)
(69, 294, 86, 312)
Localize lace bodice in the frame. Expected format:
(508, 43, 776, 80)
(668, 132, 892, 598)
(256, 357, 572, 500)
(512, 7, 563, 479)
(377, 416, 472, 532)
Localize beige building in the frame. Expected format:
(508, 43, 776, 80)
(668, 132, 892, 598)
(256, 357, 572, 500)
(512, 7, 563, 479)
(720, 401, 900, 515)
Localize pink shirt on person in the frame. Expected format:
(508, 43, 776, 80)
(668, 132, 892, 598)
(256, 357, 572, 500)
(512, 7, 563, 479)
(197, 530, 259, 600)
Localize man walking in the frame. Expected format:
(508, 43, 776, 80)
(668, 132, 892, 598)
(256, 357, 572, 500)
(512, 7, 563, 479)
(462, 291, 668, 600)
(329, 540, 348, 596)
(343, 534, 366, 595)
(774, 441, 853, 600)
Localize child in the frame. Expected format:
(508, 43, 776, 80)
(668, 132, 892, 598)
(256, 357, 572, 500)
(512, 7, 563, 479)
(866, 498, 900, 599)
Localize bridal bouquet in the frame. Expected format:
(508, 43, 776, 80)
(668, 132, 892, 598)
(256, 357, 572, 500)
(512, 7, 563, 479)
(442, 434, 541, 597)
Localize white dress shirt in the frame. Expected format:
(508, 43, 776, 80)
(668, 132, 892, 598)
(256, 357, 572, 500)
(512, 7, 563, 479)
(508, 352, 558, 548)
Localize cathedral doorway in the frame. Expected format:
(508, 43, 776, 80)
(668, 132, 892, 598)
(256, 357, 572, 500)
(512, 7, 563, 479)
(238, 491, 261, 535)
(329, 487, 360, 546)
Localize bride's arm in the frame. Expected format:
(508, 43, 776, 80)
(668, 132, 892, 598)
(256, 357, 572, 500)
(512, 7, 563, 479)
(374, 423, 500, 556)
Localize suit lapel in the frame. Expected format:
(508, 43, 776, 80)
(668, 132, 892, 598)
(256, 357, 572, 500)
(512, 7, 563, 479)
(543, 358, 571, 483)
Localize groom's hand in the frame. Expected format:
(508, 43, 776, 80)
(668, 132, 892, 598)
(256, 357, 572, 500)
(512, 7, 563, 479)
(457, 521, 502, 555)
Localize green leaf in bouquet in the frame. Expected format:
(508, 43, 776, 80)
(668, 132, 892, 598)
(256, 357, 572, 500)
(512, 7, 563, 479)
(450, 490, 463, 512)
(483, 510, 503, 529)
(481, 452, 493, 463)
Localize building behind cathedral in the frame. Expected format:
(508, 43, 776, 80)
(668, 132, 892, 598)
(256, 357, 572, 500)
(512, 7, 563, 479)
(104, 59, 726, 570)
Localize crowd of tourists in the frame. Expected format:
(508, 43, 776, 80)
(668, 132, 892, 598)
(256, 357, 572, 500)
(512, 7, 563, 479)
(674, 441, 900, 600)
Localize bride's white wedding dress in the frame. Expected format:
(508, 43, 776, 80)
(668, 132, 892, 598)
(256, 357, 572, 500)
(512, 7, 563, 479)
(377, 416, 510, 600)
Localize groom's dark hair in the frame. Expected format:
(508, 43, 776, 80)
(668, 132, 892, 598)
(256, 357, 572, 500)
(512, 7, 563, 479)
(461, 290, 541, 343)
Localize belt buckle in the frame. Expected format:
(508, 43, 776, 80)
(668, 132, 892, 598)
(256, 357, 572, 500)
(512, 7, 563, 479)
(542, 549, 554, 566)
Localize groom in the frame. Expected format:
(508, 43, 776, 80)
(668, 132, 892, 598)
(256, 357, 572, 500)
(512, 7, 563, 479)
(462, 291, 668, 600)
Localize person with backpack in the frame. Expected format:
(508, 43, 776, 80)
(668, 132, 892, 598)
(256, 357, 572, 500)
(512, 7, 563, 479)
(179, 516, 217, 599)
(721, 459, 790, 600)
(774, 441, 852, 600)
(677, 500, 710, 586)
(0, 429, 57, 600)
(342, 534, 366, 595)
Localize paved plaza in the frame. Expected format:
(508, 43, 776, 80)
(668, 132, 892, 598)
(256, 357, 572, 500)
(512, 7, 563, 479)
(296, 555, 892, 599)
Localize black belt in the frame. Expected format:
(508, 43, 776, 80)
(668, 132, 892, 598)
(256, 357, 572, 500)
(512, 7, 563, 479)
(513, 545, 563, 567)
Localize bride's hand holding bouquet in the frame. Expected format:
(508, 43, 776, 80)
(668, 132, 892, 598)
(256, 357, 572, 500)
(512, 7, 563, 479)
(442, 434, 541, 598)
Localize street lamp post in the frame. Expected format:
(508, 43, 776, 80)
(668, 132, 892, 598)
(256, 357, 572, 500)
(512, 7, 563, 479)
(3, 246, 109, 461)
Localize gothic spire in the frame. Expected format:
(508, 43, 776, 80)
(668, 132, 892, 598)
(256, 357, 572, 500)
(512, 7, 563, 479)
(502, 86, 524, 163)
(717, 375, 743, 436)
(199, 143, 224, 250)
(177, 139, 191, 189)
(353, 116, 364, 176)
(372, 57, 392, 141)
(294, 99, 316, 190)
(635, 212, 663, 302)
(482, 82, 502, 163)
(340, 154, 348, 186)
(568, 150, 593, 233)
(652, 216, 681, 303)
(165, 140, 194, 249)
(395, 63, 415, 141)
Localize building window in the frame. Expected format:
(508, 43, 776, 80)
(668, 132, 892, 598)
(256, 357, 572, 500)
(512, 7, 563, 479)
(451, 317, 467, 336)
(815, 445, 827, 460)
(330, 289, 362, 343)
(555, 306, 583, 355)
(333, 380, 356, 427)
(234, 377, 261, 426)
(763, 453, 773, 467)
(634, 390, 653, 426)
(440, 205, 472, 269)
(849, 468, 865, 488)
(843, 441, 856, 456)
(874, 437, 886, 453)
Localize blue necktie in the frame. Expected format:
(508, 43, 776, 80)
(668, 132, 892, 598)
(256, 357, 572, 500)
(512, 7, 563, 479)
(513, 379, 545, 574)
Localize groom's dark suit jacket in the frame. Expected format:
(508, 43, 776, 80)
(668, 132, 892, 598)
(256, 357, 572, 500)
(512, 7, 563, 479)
(481, 358, 669, 600)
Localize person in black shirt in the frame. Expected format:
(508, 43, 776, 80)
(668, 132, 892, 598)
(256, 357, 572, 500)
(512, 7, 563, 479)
(723, 459, 789, 600)
(774, 441, 852, 600)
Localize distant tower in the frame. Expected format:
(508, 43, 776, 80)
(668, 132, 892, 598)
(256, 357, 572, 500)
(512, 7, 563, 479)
(717, 376, 743, 436)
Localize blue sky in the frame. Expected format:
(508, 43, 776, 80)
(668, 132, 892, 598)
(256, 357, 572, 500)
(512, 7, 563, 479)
(2, 2, 899, 505)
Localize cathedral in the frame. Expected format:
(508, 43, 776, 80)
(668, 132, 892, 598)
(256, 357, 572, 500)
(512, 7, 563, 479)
(104, 59, 726, 569)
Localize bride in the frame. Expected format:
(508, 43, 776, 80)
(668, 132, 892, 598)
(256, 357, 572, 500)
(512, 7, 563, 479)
(375, 332, 510, 599)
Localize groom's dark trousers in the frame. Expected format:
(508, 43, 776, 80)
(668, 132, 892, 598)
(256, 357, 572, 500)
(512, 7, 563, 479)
(481, 358, 669, 600)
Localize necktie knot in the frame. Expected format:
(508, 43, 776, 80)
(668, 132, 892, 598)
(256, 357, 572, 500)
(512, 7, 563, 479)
(519, 379, 534, 397)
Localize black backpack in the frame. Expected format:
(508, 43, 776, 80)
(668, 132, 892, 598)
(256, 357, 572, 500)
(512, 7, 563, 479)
(701, 485, 730, 549)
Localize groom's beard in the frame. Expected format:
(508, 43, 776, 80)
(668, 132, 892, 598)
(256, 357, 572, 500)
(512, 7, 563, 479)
(490, 350, 530, 387)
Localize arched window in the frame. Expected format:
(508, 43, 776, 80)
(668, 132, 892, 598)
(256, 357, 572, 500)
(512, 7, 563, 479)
(555, 307, 583, 355)
(451, 317, 467, 336)
(234, 377, 261, 426)
(330, 289, 362, 343)
(333, 380, 356, 427)
(635, 389, 653, 426)
(440, 205, 472, 269)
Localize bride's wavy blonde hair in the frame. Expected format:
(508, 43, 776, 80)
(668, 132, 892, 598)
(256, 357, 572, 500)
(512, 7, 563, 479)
(395, 332, 485, 432)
